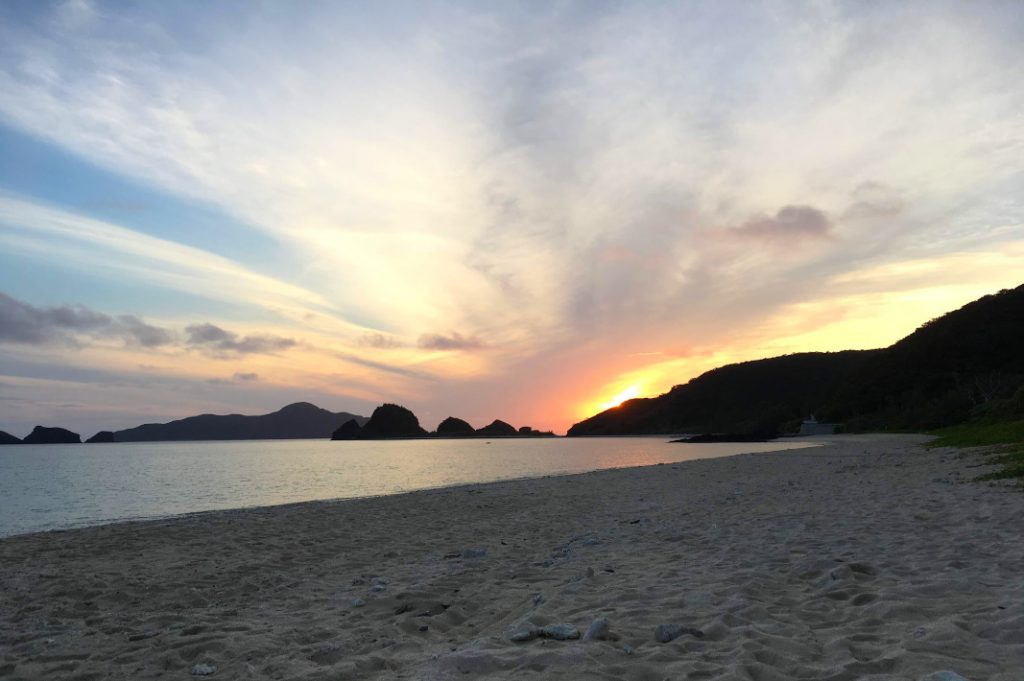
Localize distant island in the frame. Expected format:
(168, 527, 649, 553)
(331, 404, 556, 440)
(0, 401, 556, 445)
(569, 284, 1024, 438)
(113, 402, 368, 442)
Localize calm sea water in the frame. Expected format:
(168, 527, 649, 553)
(0, 437, 818, 538)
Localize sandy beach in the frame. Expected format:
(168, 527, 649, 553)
(1, 434, 1021, 680)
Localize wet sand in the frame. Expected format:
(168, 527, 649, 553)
(1, 434, 1021, 680)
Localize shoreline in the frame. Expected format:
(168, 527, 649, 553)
(0, 437, 821, 541)
(2, 434, 1021, 679)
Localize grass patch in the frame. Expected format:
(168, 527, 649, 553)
(929, 419, 1024, 482)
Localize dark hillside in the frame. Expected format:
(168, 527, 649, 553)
(570, 284, 1024, 436)
(115, 402, 367, 442)
(569, 350, 878, 436)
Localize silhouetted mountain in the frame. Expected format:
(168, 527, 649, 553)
(569, 351, 877, 436)
(475, 419, 518, 437)
(357, 404, 427, 439)
(436, 416, 475, 437)
(114, 402, 368, 442)
(824, 285, 1024, 430)
(0, 430, 21, 445)
(331, 419, 362, 440)
(518, 425, 557, 437)
(569, 284, 1024, 436)
(86, 431, 116, 444)
(23, 425, 81, 444)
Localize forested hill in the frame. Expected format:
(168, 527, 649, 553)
(568, 284, 1024, 437)
(114, 402, 368, 442)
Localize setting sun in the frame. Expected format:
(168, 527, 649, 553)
(595, 385, 642, 412)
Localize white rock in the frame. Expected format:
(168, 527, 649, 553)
(191, 664, 216, 676)
(921, 672, 969, 681)
(507, 621, 538, 642)
(540, 623, 580, 640)
(583, 617, 610, 641)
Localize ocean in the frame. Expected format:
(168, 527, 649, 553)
(0, 436, 818, 537)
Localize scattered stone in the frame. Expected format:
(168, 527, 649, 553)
(622, 644, 635, 655)
(370, 584, 386, 593)
(462, 548, 487, 559)
(370, 577, 388, 586)
(351, 598, 366, 607)
(419, 624, 429, 632)
(540, 623, 580, 640)
(583, 617, 610, 641)
(508, 622, 539, 642)
(180, 625, 204, 636)
(190, 664, 216, 676)
(921, 672, 968, 681)
(654, 623, 703, 643)
(394, 603, 413, 615)
(580, 537, 601, 546)
(532, 593, 544, 606)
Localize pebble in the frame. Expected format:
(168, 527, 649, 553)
(351, 598, 366, 607)
(921, 673, 968, 681)
(190, 664, 217, 676)
(583, 617, 610, 641)
(540, 623, 580, 640)
(419, 625, 429, 632)
(654, 623, 703, 643)
(370, 584, 386, 593)
(508, 622, 539, 642)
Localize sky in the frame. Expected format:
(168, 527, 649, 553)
(1, 0, 1023, 437)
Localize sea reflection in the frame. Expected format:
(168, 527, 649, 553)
(0, 437, 818, 537)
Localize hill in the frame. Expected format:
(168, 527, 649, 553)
(114, 402, 368, 442)
(569, 284, 1024, 436)
(23, 426, 82, 444)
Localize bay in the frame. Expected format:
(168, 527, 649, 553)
(0, 437, 818, 537)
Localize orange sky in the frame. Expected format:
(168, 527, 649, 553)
(1, 2, 1023, 435)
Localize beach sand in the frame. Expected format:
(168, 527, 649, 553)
(1, 434, 1021, 680)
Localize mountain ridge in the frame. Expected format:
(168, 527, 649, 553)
(114, 402, 368, 442)
(569, 284, 1024, 436)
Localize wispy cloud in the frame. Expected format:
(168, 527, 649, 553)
(0, 292, 174, 348)
(185, 323, 296, 357)
(417, 331, 483, 352)
(0, 2, 1022, 431)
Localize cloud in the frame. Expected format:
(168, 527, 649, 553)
(0, 292, 175, 348)
(843, 182, 905, 221)
(731, 205, 833, 243)
(417, 332, 483, 351)
(206, 371, 260, 385)
(359, 332, 403, 349)
(0, 2, 1022, 432)
(185, 322, 296, 357)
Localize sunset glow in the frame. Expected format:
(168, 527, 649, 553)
(594, 385, 643, 414)
(1, 2, 1022, 435)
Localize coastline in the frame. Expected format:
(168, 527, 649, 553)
(1, 434, 1021, 679)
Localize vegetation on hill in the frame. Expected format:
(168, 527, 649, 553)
(929, 419, 1024, 482)
(569, 284, 1024, 438)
